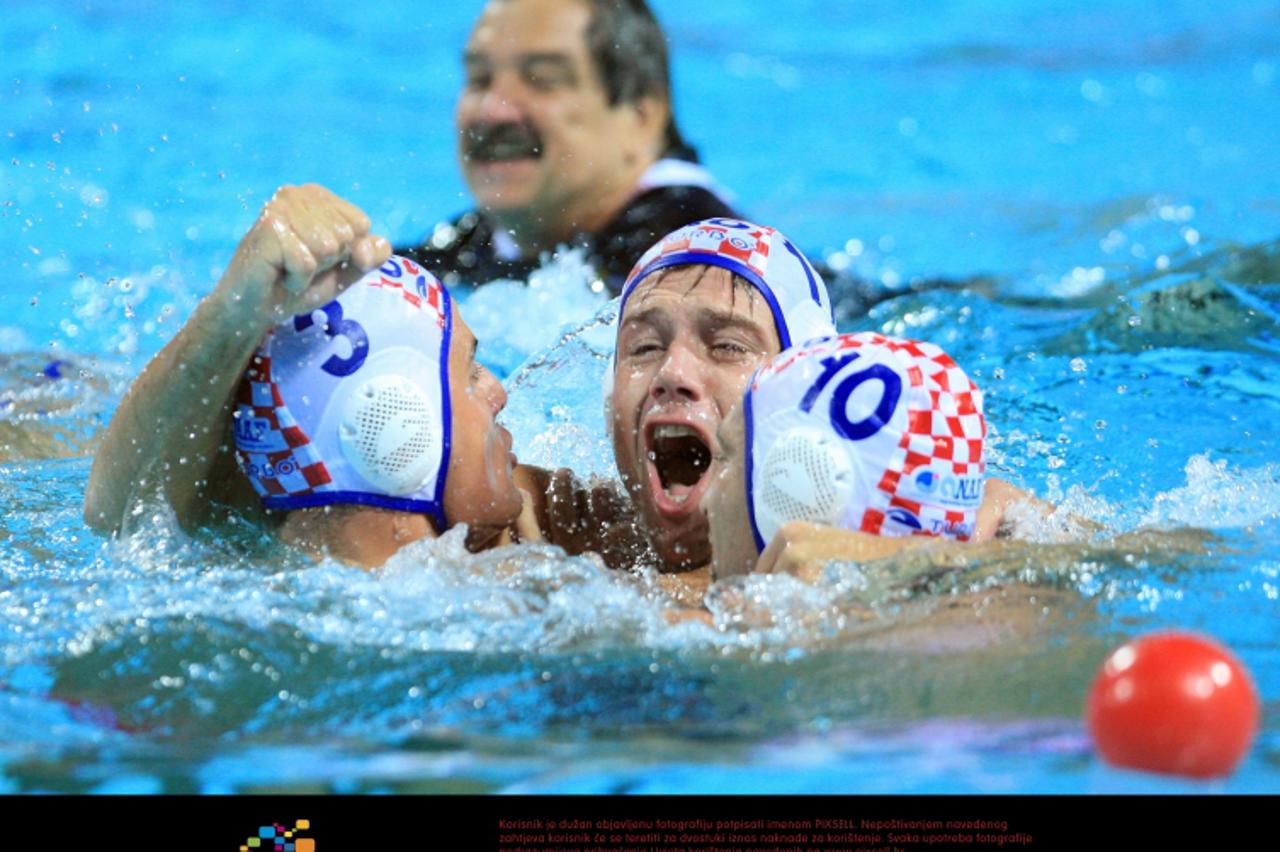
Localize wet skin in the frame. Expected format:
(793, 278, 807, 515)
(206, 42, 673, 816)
(702, 400, 760, 580)
(611, 265, 781, 571)
(444, 308, 523, 533)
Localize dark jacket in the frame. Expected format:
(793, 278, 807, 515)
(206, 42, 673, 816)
(396, 182, 737, 294)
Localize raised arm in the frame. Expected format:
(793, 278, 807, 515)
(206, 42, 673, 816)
(83, 184, 391, 533)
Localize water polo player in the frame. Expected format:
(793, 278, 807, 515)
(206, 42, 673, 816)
(508, 216, 837, 586)
(234, 256, 525, 567)
(604, 218, 837, 572)
(704, 331, 992, 580)
(525, 217, 1033, 598)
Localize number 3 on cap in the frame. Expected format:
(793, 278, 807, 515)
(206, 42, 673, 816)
(294, 302, 369, 377)
(799, 353, 901, 441)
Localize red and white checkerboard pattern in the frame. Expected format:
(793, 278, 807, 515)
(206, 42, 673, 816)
(628, 221, 775, 283)
(367, 257, 448, 328)
(850, 333, 986, 540)
(234, 351, 334, 499)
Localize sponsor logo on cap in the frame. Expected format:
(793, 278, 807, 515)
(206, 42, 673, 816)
(235, 416, 275, 450)
(886, 507, 923, 531)
(930, 518, 975, 538)
(911, 469, 983, 507)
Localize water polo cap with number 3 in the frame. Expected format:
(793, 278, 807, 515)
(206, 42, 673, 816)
(233, 256, 454, 531)
(744, 331, 986, 552)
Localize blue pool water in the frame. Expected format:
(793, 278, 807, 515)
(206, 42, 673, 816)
(1, 0, 1278, 793)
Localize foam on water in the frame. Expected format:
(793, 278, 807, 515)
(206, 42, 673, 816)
(1143, 454, 1280, 529)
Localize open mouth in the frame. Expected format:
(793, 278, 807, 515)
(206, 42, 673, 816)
(646, 423, 713, 514)
(463, 122, 543, 163)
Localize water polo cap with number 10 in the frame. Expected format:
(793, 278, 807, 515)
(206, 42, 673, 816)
(744, 331, 986, 552)
(233, 256, 454, 531)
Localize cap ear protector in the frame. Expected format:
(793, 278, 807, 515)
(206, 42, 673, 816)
(338, 353, 441, 496)
(752, 425, 856, 531)
(234, 256, 454, 530)
(744, 332, 987, 552)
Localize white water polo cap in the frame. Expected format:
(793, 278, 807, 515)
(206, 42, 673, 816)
(618, 218, 836, 349)
(233, 256, 454, 530)
(743, 331, 986, 552)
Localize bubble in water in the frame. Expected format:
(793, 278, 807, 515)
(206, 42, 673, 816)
(1070, 358, 1087, 374)
(79, 184, 108, 208)
(1135, 72, 1167, 98)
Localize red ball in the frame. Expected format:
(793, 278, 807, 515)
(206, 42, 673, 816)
(1086, 631, 1261, 778)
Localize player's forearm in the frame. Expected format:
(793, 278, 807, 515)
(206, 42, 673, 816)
(754, 522, 935, 582)
(84, 184, 393, 534)
(83, 286, 268, 532)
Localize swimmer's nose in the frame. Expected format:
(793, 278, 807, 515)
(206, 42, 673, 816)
(480, 365, 508, 413)
(651, 341, 705, 403)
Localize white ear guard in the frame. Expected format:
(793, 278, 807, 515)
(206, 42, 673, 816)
(753, 425, 856, 532)
(338, 353, 441, 497)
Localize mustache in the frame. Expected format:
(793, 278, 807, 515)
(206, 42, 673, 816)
(461, 122, 544, 162)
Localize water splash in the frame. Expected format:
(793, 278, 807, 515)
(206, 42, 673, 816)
(1143, 454, 1280, 528)
(457, 247, 609, 379)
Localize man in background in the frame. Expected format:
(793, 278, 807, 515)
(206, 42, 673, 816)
(399, 0, 736, 290)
